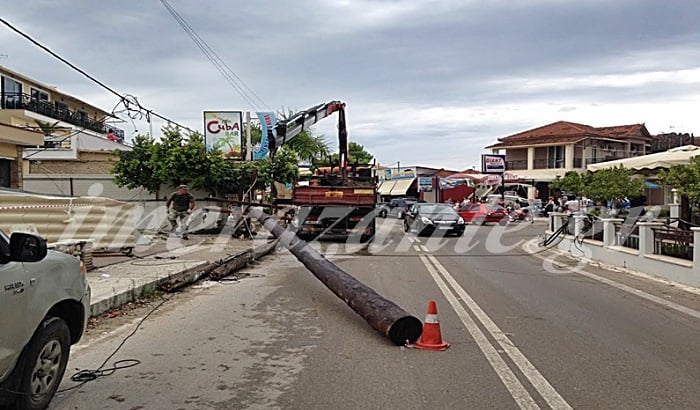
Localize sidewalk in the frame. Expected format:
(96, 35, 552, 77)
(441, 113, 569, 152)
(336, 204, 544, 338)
(86, 233, 274, 317)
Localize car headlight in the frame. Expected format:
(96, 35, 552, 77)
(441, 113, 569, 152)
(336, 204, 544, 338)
(457, 217, 465, 224)
(420, 216, 433, 224)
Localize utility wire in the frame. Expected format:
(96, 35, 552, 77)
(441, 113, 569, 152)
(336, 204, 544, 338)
(159, 0, 270, 112)
(0, 16, 196, 134)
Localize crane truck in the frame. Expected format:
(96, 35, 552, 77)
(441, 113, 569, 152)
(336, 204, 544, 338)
(269, 101, 377, 242)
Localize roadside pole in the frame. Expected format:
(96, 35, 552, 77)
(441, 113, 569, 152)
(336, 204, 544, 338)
(248, 207, 423, 346)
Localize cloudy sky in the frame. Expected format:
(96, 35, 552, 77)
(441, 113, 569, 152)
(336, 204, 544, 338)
(2, 0, 700, 170)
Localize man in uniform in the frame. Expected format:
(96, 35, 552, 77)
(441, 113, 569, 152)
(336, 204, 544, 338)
(166, 184, 195, 239)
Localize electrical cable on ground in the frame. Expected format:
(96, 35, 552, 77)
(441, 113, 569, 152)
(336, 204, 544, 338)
(58, 294, 175, 393)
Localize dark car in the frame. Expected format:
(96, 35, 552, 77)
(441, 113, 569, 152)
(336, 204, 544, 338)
(377, 197, 419, 219)
(404, 203, 466, 236)
(457, 203, 509, 225)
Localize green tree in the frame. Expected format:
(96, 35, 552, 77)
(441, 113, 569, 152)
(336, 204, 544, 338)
(658, 156, 700, 205)
(113, 123, 299, 200)
(550, 167, 645, 204)
(658, 156, 700, 224)
(322, 141, 374, 167)
(550, 171, 586, 195)
(112, 134, 163, 193)
(33, 119, 60, 136)
(584, 166, 645, 204)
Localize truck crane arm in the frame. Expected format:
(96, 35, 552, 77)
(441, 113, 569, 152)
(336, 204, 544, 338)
(269, 100, 348, 173)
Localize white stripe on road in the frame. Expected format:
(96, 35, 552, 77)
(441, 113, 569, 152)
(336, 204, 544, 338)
(524, 240, 700, 320)
(418, 255, 540, 410)
(420, 245, 429, 252)
(422, 255, 573, 410)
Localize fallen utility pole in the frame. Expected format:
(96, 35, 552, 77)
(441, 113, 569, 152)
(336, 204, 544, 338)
(248, 207, 423, 346)
(159, 239, 278, 292)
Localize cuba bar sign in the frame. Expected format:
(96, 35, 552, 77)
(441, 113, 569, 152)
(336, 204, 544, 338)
(204, 111, 243, 159)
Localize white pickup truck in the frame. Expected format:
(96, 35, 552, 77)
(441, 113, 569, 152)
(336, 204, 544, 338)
(0, 228, 90, 410)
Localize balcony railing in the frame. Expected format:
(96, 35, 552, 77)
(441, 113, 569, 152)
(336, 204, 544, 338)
(533, 159, 565, 169)
(505, 160, 527, 170)
(584, 156, 625, 167)
(0, 92, 124, 139)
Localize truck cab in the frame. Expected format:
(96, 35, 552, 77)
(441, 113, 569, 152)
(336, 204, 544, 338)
(0, 229, 90, 409)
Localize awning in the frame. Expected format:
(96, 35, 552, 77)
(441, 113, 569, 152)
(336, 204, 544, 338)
(390, 178, 416, 195)
(377, 180, 396, 195)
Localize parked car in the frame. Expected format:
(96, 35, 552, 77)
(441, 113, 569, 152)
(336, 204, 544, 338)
(404, 203, 466, 236)
(457, 203, 509, 225)
(377, 197, 419, 219)
(0, 229, 91, 410)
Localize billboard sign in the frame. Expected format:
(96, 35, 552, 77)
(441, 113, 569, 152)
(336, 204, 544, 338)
(418, 176, 433, 192)
(204, 111, 243, 159)
(481, 154, 506, 174)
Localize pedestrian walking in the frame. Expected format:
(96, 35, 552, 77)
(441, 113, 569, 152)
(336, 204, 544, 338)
(166, 184, 195, 239)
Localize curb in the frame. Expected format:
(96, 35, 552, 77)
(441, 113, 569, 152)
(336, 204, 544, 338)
(88, 239, 278, 317)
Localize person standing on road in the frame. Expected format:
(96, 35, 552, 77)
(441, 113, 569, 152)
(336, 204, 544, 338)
(166, 184, 195, 239)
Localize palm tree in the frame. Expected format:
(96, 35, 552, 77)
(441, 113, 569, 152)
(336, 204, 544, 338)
(33, 119, 60, 136)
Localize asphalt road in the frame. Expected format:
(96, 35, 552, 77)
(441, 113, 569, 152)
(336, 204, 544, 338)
(51, 218, 700, 409)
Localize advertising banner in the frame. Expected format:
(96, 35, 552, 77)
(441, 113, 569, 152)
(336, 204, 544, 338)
(204, 111, 243, 159)
(254, 112, 276, 160)
(418, 176, 433, 192)
(481, 154, 506, 174)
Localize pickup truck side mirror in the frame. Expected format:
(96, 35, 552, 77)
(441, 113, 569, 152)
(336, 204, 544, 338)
(10, 232, 48, 262)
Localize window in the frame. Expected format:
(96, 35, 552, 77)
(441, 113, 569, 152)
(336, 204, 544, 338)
(1, 76, 22, 108)
(54, 100, 68, 113)
(30, 88, 49, 102)
(547, 146, 565, 168)
(76, 110, 88, 124)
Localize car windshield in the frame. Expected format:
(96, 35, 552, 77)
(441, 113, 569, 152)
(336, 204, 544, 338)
(419, 204, 457, 215)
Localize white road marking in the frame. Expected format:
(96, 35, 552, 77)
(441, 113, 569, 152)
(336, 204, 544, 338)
(524, 239, 700, 320)
(413, 245, 422, 252)
(420, 245, 429, 252)
(425, 255, 573, 410)
(418, 255, 540, 410)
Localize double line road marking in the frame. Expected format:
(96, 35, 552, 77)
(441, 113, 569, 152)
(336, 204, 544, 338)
(419, 253, 572, 410)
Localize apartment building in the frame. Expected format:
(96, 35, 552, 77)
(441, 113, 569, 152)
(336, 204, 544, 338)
(485, 121, 651, 189)
(0, 65, 131, 195)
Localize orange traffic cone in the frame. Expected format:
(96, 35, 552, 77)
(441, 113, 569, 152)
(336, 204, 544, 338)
(415, 301, 450, 351)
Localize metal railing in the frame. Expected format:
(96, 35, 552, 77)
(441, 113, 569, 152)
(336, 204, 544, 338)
(0, 92, 124, 139)
(652, 225, 693, 261)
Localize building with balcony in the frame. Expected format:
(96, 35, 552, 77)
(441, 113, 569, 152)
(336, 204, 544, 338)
(485, 121, 653, 198)
(0, 122, 43, 188)
(1, 65, 132, 197)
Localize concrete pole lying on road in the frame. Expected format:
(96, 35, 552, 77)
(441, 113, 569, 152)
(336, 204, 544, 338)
(248, 208, 423, 346)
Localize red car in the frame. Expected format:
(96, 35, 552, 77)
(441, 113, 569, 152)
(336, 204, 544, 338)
(457, 203, 509, 225)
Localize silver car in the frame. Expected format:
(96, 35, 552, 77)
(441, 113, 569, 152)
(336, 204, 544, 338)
(0, 229, 91, 410)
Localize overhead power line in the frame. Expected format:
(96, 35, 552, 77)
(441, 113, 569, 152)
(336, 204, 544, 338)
(159, 0, 270, 112)
(0, 16, 196, 134)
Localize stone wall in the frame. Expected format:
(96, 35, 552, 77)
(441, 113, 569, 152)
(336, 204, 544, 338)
(29, 157, 115, 175)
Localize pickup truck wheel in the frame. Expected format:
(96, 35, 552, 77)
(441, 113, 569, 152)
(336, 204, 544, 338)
(13, 317, 71, 410)
(378, 210, 386, 218)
